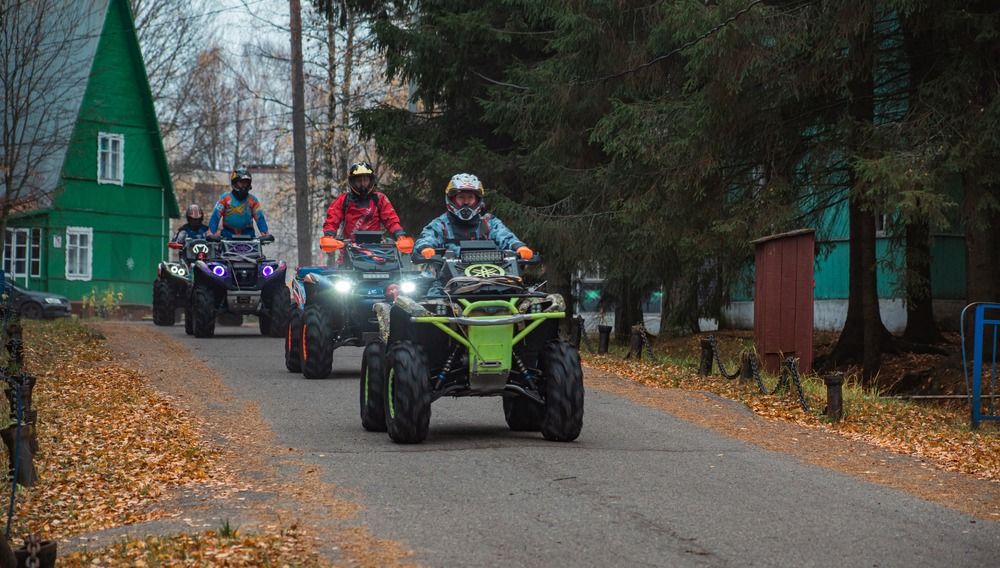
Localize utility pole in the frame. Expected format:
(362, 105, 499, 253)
(290, 0, 312, 266)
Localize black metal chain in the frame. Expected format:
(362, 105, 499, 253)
(637, 324, 658, 362)
(741, 351, 810, 412)
(708, 336, 741, 380)
(26, 533, 40, 568)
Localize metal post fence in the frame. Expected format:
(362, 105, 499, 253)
(962, 303, 1000, 429)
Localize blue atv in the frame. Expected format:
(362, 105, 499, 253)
(284, 231, 421, 387)
(189, 234, 290, 338)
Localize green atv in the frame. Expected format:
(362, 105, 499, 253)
(363, 240, 584, 443)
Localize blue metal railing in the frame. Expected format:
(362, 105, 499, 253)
(961, 303, 1000, 429)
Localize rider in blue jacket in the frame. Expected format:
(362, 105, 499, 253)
(415, 173, 533, 260)
(208, 166, 270, 238)
(172, 204, 209, 243)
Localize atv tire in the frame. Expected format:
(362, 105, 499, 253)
(191, 284, 217, 338)
(184, 305, 194, 335)
(301, 304, 334, 380)
(268, 285, 292, 338)
(152, 279, 176, 326)
(503, 396, 544, 431)
(360, 342, 387, 432)
(384, 341, 431, 444)
(285, 310, 302, 373)
(540, 341, 584, 442)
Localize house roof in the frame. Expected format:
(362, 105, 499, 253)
(1, 0, 108, 209)
(1, 0, 178, 217)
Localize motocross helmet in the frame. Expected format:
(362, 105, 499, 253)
(185, 204, 204, 229)
(445, 173, 485, 225)
(348, 161, 376, 198)
(230, 165, 252, 200)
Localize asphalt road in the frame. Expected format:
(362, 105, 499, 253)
(164, 323, 1000, 567)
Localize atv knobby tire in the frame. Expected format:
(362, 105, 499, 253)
(184, 305, 194, 335)
(503, 396, 544, 431)
(384, 341, 430, 444)
(191, 284, 217, 338)
(267, 285, 292, 338)
(301, 305, 334, 380)
(285, 310, 302, 372)
(360, 342, 387, 432)
(152, 279, 176, 326)
(540, 341, 584, 442)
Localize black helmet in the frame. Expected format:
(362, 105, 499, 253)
(445, 173, 485, 225)
(185, 204, 204, 228)
(230, 165, 252, 200)
(347, 161, 376, 197)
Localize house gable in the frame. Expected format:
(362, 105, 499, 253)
(57, 0, 178, 218)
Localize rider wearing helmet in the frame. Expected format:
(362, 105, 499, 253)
(320, 161, 412, 254)
(414, 173, 532, 259)
(208, 165, 269, 238)
(173, 204, 209, 243)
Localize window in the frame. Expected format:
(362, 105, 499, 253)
(66, 227, 93, 281)
(3, 228, 41, 279)
(874, 212, 889, 237)
(30, 228, 41, 277)
(97, 132, 124, 184)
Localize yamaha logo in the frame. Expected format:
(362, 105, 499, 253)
(192, 243, 209, 254)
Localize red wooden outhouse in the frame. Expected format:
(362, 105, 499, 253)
(752, 229, 814, 374)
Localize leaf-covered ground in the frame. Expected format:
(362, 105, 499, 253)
(4, 319, 330, 566)
(584, 332, 1000, 481)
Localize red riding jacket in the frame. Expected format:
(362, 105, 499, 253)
(322, 192, 405, 239)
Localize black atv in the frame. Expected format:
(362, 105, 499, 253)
(189, 234, 291, 338)
(285, 231, 420, 382)
(363, 240, 584, 443)
(153, 238, 213, 334)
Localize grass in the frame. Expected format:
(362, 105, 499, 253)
(583, 331, 1000, 480)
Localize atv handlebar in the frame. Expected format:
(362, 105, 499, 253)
(205, 234, 274, 244)
(411, 249, 541, 266)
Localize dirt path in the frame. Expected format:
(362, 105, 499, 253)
(94, 322, 413, 566)
(584, 366, 1000, 520)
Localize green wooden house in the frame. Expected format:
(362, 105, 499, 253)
(2, 0, 178, 305)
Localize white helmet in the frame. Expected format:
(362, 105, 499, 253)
(445, 173, 485, 224)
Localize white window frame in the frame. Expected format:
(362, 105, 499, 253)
(3, 228, 29, 279)
(97, 132, 124, 185)
(29, 227, 41, 278)
(875, 212, 889, 237)
(65, 226, 93, 281)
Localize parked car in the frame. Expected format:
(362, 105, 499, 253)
(2, 282, 72, 319)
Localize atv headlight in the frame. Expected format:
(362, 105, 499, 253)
(168, 265, 179, 274)
(334, 279, 353, 293)
(400, 281, 417, 295)
(177, 268, 187, 277)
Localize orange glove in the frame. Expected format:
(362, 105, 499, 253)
(396, 236, 414, 254)
(320, 236, 345, 253)
(421, 247, 436, 259)
(517, 246, 534, 260)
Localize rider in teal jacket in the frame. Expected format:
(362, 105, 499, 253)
(414, 173, 532, 259)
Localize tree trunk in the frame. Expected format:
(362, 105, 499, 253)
(859, 207, 882, 382)
(903, 219, 942, 343)
(325, 15, 337, 197)
(290, 0, 312, 267)
(614, 283, 642, 343)
(828, 195, 866, 363)
(964, 182, 998, 305)
(338, 12, 355, 178)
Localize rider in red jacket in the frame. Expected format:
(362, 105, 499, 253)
(321, 162, 413, 254)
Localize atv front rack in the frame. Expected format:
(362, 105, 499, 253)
(410, 298, 565, 348)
